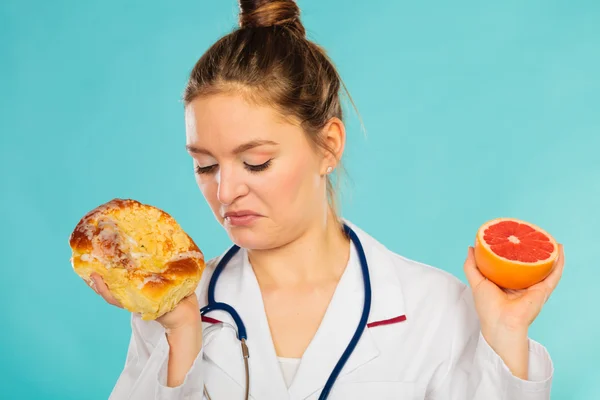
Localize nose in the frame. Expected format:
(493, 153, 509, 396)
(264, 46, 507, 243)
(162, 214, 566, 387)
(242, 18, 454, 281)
(216, 165, 248, 205)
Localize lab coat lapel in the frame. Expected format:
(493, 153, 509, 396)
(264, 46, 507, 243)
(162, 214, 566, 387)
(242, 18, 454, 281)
(289, 222, 409, 400)
(202, 222, 409, 400)
(344, 221, 408, 328)
(201, 248, 290, 400)
(288, 239, 378, 399)
(200, 250, 249, 393)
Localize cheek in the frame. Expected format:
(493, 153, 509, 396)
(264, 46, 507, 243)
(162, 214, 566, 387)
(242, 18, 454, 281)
(257, 158, 319, 208)
(196, 177, 220, 210)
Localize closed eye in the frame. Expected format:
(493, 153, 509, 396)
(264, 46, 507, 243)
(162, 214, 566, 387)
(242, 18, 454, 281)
(194, 159, 273, 175)
(195, 164, 217, 175)
(244, 159, 272, 173)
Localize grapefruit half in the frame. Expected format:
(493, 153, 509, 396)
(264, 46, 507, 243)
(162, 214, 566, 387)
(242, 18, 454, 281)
(474, 217, 559, 290)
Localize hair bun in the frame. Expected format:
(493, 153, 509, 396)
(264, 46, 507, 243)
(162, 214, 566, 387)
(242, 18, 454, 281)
(239, 0, 305, 36)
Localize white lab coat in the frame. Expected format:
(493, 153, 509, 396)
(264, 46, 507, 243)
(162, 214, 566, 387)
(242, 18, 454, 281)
(108, 221, 554, 399)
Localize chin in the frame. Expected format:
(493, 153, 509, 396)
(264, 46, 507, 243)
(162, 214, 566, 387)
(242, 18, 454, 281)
(226, 229, 275, 250)
(223, 221, 286, 251)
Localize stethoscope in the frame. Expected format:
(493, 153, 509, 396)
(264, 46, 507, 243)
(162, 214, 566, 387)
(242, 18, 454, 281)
(199, 223, 372, 400)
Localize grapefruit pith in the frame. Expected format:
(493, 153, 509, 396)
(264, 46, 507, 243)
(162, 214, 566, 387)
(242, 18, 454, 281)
(474, 217, 559, 290)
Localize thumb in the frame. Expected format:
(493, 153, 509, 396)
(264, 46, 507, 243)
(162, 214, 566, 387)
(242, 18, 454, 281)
(523, 287, 547, 308)
(520, 288, 546, 324)
(464, 246, 486, 290)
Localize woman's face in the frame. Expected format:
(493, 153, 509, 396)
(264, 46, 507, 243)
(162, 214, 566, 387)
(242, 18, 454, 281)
(185, 92, 336, 250)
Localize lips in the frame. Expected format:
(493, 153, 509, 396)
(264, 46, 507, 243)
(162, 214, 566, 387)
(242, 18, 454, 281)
(223, 210, 262, 227)
(224, 210, 260, 218)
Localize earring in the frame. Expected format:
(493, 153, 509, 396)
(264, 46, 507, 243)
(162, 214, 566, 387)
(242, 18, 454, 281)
(326, 166, 333, 174)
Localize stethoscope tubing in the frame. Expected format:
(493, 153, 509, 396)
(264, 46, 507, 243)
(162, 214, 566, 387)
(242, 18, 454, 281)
(199, 224, 372, 400)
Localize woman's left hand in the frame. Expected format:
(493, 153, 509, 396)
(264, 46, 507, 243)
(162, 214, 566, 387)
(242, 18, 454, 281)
(463, 244, 565, 378)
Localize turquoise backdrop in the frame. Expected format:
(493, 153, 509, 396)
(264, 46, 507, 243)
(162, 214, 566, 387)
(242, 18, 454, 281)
(1, 0, 599, 398)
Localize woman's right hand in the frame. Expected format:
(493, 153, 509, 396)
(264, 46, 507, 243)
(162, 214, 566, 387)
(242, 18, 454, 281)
(87, 272, 202, 333)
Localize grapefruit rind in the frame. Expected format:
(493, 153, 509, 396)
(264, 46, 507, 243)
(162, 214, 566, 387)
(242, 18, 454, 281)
(474, 217, 559, 290)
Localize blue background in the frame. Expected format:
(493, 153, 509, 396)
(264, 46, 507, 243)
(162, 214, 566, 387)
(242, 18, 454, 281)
(1, 0, 599, 398)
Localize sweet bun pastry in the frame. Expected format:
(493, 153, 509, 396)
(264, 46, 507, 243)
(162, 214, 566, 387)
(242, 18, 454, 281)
(69, 198, 205, 320)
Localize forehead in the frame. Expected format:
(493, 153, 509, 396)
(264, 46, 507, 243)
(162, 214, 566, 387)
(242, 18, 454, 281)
(185, 93, 302, 149)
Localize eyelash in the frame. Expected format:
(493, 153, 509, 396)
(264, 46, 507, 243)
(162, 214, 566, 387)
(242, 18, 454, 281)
(195, 159, 272, 175)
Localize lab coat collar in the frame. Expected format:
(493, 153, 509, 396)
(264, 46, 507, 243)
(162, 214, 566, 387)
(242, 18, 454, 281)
(344, 220, 409, 328)
(201, 220, 408, 400)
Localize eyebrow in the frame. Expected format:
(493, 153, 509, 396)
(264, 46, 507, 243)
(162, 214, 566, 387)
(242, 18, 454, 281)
(186, 139, 278, 155)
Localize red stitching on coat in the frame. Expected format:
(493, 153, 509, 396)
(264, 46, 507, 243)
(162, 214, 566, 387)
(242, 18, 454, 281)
(201, 316, 222, 324)
(367, 315, 407, 328)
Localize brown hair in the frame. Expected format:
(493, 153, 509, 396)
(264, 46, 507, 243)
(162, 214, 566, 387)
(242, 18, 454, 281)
(183, 0, 356, 218)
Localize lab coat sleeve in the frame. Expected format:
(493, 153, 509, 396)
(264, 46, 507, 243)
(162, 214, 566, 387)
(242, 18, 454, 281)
(155, 347, 205, 400)
(427, 285, 554, 400)
(108, 313, 205, 400)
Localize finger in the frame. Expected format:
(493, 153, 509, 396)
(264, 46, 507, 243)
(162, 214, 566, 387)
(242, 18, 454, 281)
(84, 277, 99, 294)
(463, 246, 486, 290)
(528, 244, 565, 301)
(545, 244, 565, 291)
(90, 273, 123, 308)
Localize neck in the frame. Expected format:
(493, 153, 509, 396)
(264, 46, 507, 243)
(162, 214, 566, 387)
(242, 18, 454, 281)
(248, 210, 350, 288)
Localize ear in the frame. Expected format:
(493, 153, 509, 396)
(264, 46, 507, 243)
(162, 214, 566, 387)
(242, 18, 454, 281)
(319, 117, 346, 175)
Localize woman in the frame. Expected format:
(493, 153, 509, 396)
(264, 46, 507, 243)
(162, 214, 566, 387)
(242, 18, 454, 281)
(90, 1, 564, 399)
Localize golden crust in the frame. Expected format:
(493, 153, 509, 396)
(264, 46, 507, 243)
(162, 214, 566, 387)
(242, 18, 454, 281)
(69, 198, 205, 320)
